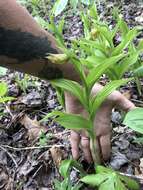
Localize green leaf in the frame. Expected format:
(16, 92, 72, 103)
(98, 26, 113, 47)
(90, 79, 131, 118)
(51, 79, 87, 109)
(96, 165, 113, 174)
(112, 29, 138, 56)
(81, 13, 90, 38)
(86, 54, 124, 90)
(137, 40, 143, 52)
(81, 174, 109, 186)
(52, 0, 68, 16)
(99, 177, 115, 190)
(134, 65, 143, 77)
(55, 112, 92, 130)
(109, 52, 139, 80)
(0, 97, 15, 103)
(119, 19, 129, 37)
(70, 0, 78, 9)
(59, 159, 72, 178)
(60, 159, 85, 179)
(123, 107, 143, 134)
(0, 82, 8, 97)
(119, 175, 139, 190)
(89, 3, 98, 20)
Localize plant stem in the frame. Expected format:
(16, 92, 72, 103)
(89, 131, 101, 164)
(135, 77, 142, 96)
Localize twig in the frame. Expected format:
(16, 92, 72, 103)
(0, 144, 64, 151)
(0, 146, 18, 167)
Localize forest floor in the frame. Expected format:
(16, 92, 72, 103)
(0, 0, 143, 189)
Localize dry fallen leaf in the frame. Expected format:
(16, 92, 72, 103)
(20, 115, 47, 141)
(50, 146, 64, 168)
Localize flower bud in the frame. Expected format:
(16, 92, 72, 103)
(46, 54, 69, 64)
(90, 29, 99, 40)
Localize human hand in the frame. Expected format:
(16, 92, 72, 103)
(65, 83, 135, 163)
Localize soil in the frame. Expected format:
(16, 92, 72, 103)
(0, 0, 143, 189)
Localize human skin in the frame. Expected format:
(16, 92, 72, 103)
(0, 0, 135, 162)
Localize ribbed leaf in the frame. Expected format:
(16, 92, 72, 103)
(52, 0, 68, 16)
(0, 82, 8, 96)
(112, 29, 138, 56)
(55, 112, 92, 130)
(81, 174, 109, 186)
(123, 107, 143, 134)
(134, 65, 143, 77)
(86, 54, 124, 90)
(59, 159, 72, 178)
(119, 175, 139, 190)
(51, 79, 87, 108)
(90, 79, 131, 118)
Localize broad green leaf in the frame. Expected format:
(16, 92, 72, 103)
(58, 18, 65, 34)
(86, 54, 124, 90)
(119, 175, 139, 190)
(81, 13, 90, 38)
(90, 79, 131, 118)
(52, 0, 68, 16)
(0, 82, 8, 97)
(59, 159, 72, 178)
(42, 111, 91, 130)
(55, 113, 92, 130)
(89, 3, 98, 20)
(99, 177, 115, 190)
(112, 29, 138, 56)
(96, 165, 113, 174)
(98, 26, 113, 47)
(119, 19, 129, 37)
(79, 39, 107, 56)
(108, 52, 139, 80)
(137, 40, 143, 52)
(81, 174, 109, 186)
(51, 79, 87, 108)
(123, 107, 143, 134)
(134, 65, 143, 77)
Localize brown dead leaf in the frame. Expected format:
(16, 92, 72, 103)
(50, 146, 64, 168)
(123, 90, 132, 100)
(20, 115, 47, 141)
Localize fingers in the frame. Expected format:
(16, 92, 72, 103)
(99, 134, 111, 161)
(70, 130, 80, 160)
(81, 131, 92, 163)
(115, 93, 135, 112)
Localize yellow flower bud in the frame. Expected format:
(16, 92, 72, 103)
(90, 29, 99, 40)
(46, 54, 69, 64)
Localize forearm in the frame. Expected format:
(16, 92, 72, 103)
(0, 0, 78, 80)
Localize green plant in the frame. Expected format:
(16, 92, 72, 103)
(38, 131, 53, 146)
(0, 82, 15, 116)
(39, 5, 141, 189)
(15, 74, 35, 93)
(42, 4, 134, 164)
(81, 165, 139, 190)
(123, 107, 143, 134)
(54, 159, 83, 190)
(0, 82, 15, 103)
